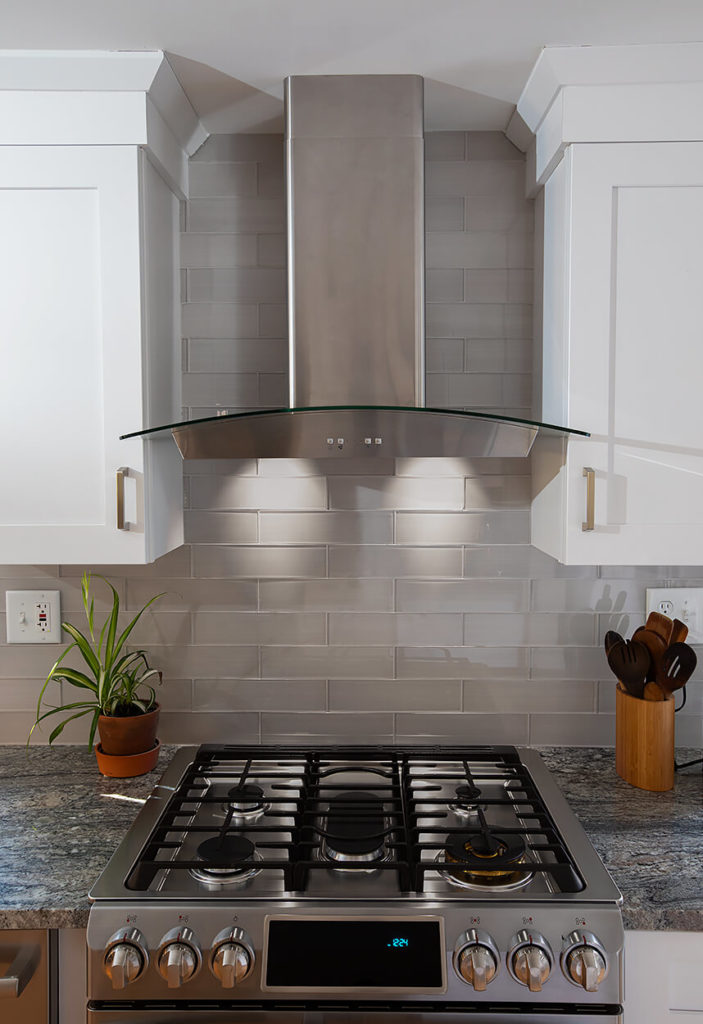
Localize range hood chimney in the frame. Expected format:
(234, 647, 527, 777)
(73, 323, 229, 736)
(124, 75, 586, 458)
(286, 75, 425, 412)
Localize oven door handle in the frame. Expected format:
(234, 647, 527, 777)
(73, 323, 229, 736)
(0, 944, 40, 999)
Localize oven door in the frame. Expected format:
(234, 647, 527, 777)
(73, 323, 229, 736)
(87, 1005, 623, 1023)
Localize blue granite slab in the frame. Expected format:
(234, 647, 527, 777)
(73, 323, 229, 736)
(0, 745, 179, 928)
(539, 746, 703, 931)
(0, 745, 700, 930)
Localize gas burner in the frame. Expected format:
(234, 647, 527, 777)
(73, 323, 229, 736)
(437, 829, 534, 892)
(190, 834, 262, 886)
(321, 792, 390, 867)
(450, 782, 482, 820)
(223, 782, 270, 821)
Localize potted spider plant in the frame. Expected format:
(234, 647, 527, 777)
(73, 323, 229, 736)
(28, 572, 165, 777)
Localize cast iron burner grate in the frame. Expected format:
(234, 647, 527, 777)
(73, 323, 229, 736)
(125, 745, 585, 894)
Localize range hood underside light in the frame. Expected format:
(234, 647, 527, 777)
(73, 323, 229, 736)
(122, 406, 589, 459)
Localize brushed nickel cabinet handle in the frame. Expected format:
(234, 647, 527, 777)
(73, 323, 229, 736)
(0, 944, 39, 998)
(116, 467, 129, 531)
(582, 467, 595, 532)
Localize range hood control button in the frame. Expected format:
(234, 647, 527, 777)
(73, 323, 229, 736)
(508, 930, 553, 992)
(210, 927, 255, 988)
(562, 931, 608, 991)
(103, 927, 148, 989)
(157, 927, 202, 988)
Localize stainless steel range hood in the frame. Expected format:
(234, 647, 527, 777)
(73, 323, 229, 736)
(124, 75, 586, 458)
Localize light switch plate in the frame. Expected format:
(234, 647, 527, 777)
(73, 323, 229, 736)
(5, 590, 62, 643)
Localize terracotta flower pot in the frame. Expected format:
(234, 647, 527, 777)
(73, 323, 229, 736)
(95, 740, 161, 778)
(97, 703, 160, 756)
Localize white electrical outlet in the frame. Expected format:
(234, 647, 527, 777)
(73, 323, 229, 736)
(645, 588, 703, 644)
(5, 590, 62, 643)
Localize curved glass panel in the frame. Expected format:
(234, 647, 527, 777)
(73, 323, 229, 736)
(121, 406, 588, 460)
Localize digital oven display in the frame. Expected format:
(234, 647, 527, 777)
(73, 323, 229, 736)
(265, 919, 444, 989)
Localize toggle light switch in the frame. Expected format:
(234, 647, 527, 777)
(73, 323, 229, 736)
(5, 590, 61, 643)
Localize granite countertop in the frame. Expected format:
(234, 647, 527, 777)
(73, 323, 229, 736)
(539, 746, 703, 931)
(0, 744, 181, 929)
(0, 744, 701, 930)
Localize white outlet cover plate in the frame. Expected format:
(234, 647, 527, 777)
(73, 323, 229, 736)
(646, 587, 703, 645)
(5, 590, 62, 643)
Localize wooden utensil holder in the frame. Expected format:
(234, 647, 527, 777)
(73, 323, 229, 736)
(615, 683, 674, 791)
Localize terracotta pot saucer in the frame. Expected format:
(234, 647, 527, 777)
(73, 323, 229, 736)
(94, 740, 161, 778)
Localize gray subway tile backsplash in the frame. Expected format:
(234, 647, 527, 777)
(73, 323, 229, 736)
(259, 511, 393, 544)
(328, 545, 462, 579)
(10, 131, 687, 748)
(259, 579, 394, 612)
(396, 511, 529, 544)
(188, 161, 258, 198)
(192, 545, 327, 579)
(328, 613, 464, 647)
(181, 233, 258, 268)
(329, 678, 461, 712)
(396, 579, 529, 613)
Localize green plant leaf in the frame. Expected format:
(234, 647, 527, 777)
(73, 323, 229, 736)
(49, 668, 98, 692)
(100, 576, 122, 673)
(111, 592, 165, 664)
(48, 708, 93, 745)
(34, 641, 78, 723)
(88, 707, 100, 749)
(61, 623, 101, 680)
(81, 572, 94, 638)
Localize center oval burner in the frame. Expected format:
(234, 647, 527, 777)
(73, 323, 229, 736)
(324, 792, 387, 864)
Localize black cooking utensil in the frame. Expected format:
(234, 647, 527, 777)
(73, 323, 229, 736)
(606, 638, 650, 699)
(604, 630, 623, 656)
(660, 642, 697, 694)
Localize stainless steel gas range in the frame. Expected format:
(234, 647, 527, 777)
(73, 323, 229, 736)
(87, 745, 624, 1024)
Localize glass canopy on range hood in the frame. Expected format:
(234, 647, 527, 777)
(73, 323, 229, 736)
(121, 406, 588, 460)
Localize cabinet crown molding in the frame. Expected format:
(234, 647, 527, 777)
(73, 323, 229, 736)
(517, 43, 703, 187)
(518, 42, 703, 133)
(0, 50, 207, 196)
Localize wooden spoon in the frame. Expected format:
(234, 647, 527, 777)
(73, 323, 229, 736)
(645, 611, 673, 645)
(643, 680, 667, 701)
(604, 630, 624, 656)
(607, 638, 650, 698)
(632, 626, 667, 683)
(660, 642, 697, 694)
(669, 618, 689, 645)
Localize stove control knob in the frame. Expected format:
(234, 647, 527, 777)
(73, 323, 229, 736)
(157, 927, 202, 989)
(562, 931, 608, 992)
(210, 928, 255, 988)
(454, 929, 499, 991)
(508, 930, 553, 992)
(104, 928, 148, 989)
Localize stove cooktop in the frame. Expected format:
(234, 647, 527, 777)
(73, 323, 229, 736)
(90, 745, 621, 905)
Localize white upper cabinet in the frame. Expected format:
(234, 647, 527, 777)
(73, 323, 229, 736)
(0, 52, 205, 564)
(520, 45, 703, 564)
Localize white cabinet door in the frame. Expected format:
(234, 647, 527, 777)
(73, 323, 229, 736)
(625, 931, 703, 1022)
(0, 146, 182, 563)
(533, 142, 703, 564)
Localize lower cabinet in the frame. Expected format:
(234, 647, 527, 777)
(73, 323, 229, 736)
(625, 931, 703, 1022)
(58, 928, 87, 1024)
